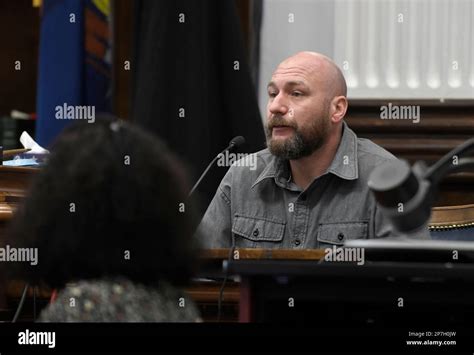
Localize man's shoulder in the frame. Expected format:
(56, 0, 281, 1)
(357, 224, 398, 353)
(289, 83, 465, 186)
(220, 148, 274, 187)
(357, 137, 397, 164)
(355, 137, 399, 179)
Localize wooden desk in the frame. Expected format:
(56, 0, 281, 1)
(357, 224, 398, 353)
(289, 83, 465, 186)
(228, 257, 474, 324)
(1, 246, 324, 322)
(0, 166, 37, 314)
(0, 165, 469, 322)
(193, 249, 325, 321)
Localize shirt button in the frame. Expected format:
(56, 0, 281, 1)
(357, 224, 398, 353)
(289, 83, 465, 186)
(337, 233, 345, 241)
(294, 239, 301, 246)
(253, 229, 260, 237)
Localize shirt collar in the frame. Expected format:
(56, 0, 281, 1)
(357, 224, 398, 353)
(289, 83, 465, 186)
(252, 121, 358, 189)
(327, 121, 358, 180)
(252, 155, 293, 189)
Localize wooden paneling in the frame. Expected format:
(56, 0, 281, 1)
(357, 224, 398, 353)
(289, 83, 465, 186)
(202, 248, 325, 260)
(346, 102, 474, 206)
(0, 1, 40, 116)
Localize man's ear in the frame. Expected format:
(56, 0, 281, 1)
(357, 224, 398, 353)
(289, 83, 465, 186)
(330, 96, 348, 123)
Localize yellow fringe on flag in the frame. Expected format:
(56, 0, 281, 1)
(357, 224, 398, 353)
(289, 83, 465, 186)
(93, 0, 110, 16)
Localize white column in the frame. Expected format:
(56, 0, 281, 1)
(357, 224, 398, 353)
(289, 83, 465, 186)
(365, 0, 379, 88)
(406, 0, 420, 89)
(386, 0, 400, 89)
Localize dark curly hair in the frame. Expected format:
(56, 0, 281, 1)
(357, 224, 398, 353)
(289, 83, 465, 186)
(6, 116, 200, 289)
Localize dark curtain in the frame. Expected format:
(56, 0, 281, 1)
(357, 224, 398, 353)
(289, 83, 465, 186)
(249, 0, 263, 93)
(132, 0, 265, 214)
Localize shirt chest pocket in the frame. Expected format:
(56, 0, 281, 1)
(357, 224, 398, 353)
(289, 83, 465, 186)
(232, 214, 286, 247)
(317, 222, 368, 248)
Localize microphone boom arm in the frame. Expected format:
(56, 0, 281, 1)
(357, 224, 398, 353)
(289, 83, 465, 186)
(424, 138, 474, 185)
(188, 146, 229, 198)
(187, 136, 246, 198)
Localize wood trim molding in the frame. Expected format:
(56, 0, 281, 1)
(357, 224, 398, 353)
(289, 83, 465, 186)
(430, 203, 474, 229)
(201, 248, 325, 260)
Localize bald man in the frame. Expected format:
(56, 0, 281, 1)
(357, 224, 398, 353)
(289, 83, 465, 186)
(197, 52, 430, 249)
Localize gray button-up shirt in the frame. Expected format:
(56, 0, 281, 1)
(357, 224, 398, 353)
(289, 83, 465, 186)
(197, 121, 430, 249)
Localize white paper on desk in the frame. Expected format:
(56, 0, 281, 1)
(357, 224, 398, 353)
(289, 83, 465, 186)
(19, 131, 49, 154)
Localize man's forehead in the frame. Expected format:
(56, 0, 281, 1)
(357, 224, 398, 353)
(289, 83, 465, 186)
(270, 68, 318, 88)
(272, 56, 326, 85)
(268, 52, 347, 96)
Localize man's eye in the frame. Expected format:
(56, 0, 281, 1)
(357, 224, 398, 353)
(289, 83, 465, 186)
(268, 92, 277, 98)
(292, 91, 303, 97)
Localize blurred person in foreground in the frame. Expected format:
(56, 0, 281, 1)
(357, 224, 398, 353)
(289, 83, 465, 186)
(7, 116, 202, 322)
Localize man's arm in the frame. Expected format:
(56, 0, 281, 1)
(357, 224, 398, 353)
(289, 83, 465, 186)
(195, 184, 233, 249)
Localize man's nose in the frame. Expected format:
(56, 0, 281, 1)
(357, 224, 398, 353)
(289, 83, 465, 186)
(268, 93, 289, 116)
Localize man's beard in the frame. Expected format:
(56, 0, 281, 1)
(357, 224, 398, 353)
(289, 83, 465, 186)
(265, 114, 330, 160)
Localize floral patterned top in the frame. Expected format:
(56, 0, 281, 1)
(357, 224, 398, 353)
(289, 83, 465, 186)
(38, 277, 201, 322)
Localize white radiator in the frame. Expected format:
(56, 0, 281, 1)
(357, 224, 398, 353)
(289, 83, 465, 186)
(334, 0, 474, 99)
(258, 0, 474, 107)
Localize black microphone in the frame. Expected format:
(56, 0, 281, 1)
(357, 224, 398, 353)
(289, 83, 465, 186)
(228, 136, 246, 151)
(368, 159, 433, 233)
(368, 137, 474, 234)
(188, 136, 246, 198)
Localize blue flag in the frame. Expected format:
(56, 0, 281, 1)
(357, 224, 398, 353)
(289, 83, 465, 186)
(36, 0, 111, 147)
